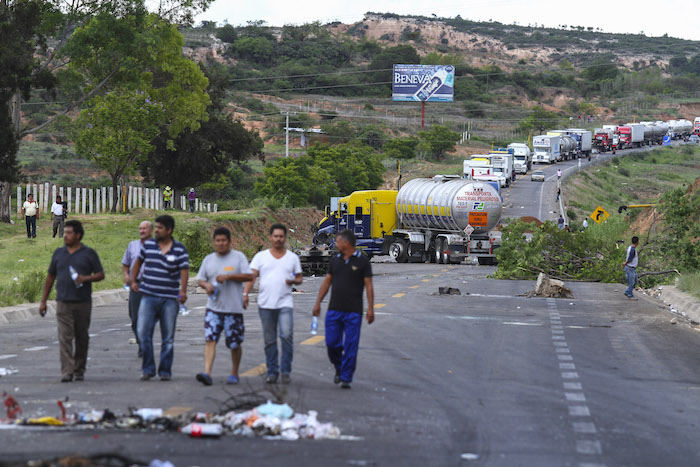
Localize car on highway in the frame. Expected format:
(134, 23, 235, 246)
(531, 170, 545, 182)
(689, 135, 700, 144)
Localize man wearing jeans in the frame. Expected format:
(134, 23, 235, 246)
(246, 224, 303, 384)
(51, 195, 65, 238)
(39, 220, 105, 382)
(22, 193, 38, 238)
(121, 221, 154, 357)
(623, 236, 639, 300)
(312, 230, 374, 389)
(131, 215, 189, 381)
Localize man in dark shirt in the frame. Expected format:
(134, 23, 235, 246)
(39, 220, 105, 382)
(131, 215, 189, 381)
(313, 230, 374, 389)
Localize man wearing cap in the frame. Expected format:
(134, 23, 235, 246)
(163, 186, 173, 210)
(188, 188, 196, 213)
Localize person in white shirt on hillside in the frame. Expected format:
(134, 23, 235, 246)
(51, 195, 65, 238)
(245, 224, 303, 385)
(22, 193, 39, 239)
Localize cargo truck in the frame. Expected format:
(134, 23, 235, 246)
(465, 156, 507, 187)
(695, 117, 700, 136)
(565, 129, 593, 157)
(618, 124, 644, 148)
(533, 135, 561, 163)
(547, 131, 577, 160)
(508, 143, 532, 174)
(594, 128, 614, 152)
(487, 149, 515, 186)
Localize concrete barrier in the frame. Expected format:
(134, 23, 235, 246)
(656, 286, 700, 324)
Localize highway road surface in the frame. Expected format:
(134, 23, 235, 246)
(1, 261, 700, 466)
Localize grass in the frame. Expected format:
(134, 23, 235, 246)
(0, 209, 266, 307)
(678, 272, 700, 301)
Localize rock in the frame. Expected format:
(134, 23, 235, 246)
(438, 287, 461, 295)
(530, 273, 574, 299)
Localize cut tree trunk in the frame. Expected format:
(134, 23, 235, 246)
(0, 181, 11, 223)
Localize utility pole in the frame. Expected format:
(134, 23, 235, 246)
(281, 111, 296, 158)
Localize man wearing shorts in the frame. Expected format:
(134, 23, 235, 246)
(195, 227, 253, 385)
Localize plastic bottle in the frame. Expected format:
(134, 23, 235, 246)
(69, 265, 83, 288)
(310, 316, 319, 335)
(180, 423, 223, 438)
(123, 284, 130, 291)
(210, 280, 220, 301)
(178, 294, 189, 316)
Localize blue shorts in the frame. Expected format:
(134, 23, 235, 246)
(204, 310, 244, 349)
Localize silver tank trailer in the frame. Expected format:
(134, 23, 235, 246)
(643, 123, 666, 139)
(560, 135, 577, 154)
(396, 176, 502, 235)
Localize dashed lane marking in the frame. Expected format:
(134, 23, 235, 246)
(0, 354, 18, 360)
(24, 346, 48, 352)
(409, 286, 419, 289)
(375, 304, 386, 309)
(241, 363, 267, 377)
(392, 293, 405, 298)
(421, 279, 431, 282)
(301, 335, 325, 346)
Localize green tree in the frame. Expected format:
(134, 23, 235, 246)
(369, 44, 420, 83)
(308, 144, 385, 194)
(72, 90, 165, 211)
(382, 137, 418, 159)
(216, 24, 237, 43)
(231, 36, 274, 64)
(418, 125, 461, 160)
(516, 106, 562, 135)
(255, 158, 336, 207)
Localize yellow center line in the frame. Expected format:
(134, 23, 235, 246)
(432, 274, 440, 277)
(422, 279, 431, 282)
(409, 286, 419, 289)
(241, 363, 267, 377)
(392, 293, 405, 298)
(301, 335, 325, 346)
(375, 303, 386, 308)
(441, 269, 448, 272)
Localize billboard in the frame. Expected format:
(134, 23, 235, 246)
(392, 65, 455, 102)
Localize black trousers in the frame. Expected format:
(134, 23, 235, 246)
(25, 215, 36, 237)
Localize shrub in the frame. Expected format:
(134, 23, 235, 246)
(618, 167, 630, 177)
(0, 271, 45, 307)
(566, 209, 577, 221)
(179, 223, 211, 271)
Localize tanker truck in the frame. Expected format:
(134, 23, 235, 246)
(388, 175, 503, 265)
(299, 176, 503, 271)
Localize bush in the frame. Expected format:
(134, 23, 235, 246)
(364, 103, 374, 111)
(618, 167, 630, 177)
(567, 209, 577, 221)
(611, 156, 620, 165)
(179, 223, 211, 271)
(0, 271, 45, 307)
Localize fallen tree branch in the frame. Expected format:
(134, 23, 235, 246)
(638, 269, 681, 278)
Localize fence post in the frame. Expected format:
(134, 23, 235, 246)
(75, 187, 80, 213)
(82, 188, 87, 214)
(44, 182, 49, 212)
(89, 189, 94, 214)
(16, 186, 21, 217)
(96, 189, 100, 214)
(67, 187, 72, 213)
(51, 185, 56, 207)
(214, 203, 217, 213)
(128, 186, 133, 211)
(101, 187, 106, 212)
(207, 203, 211, 212)
(38, 183, 44, 214)
(138, 187, 143, 208)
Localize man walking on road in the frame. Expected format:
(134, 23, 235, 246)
(22, 193, 38, 238)
(557, 169, 562, 181)
(195, 227, 253, 386)
(312, 230, 374, 389)
(39, 220, 105, 382)
(623, 236, 639, 300)
(245, 224, 303, 385)
(51, 195, 65, 238)
(121, 221, 154, 357)
(557, 215, 565, 230)
(131, 215, 189, 381)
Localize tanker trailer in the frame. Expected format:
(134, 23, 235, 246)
(387, 175, 503, 265)
(559, 135, 577, 161)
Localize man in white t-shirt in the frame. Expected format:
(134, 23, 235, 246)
(22, 193, 39, 238)
(195, 227, 253, 386)
(51, 195, 65, 238)
(245, 224, 302, 384)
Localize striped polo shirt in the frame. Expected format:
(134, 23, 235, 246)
(138, 238, 189, 299)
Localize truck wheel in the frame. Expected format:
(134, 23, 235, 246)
(389, 240, 409, 263)
(435, 238, 445, 264)
(441, 246, 451, 265)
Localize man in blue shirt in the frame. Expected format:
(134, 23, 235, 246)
(623, 236, 639, 300)
(131, 215, 189, 381)
(121, 221, 154, 357)
(312, 230, 374, 389)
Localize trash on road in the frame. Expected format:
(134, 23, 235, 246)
(438, 287, 461, 295)
(0, 367, 18, 377)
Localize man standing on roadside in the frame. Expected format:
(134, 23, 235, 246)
(557, 168, 562, 181)
(121, 221, 154, 357)
(245, 224, 303, 385)
(51, 195, 65, 238)
(163, 186, 173, 210)
(131, 215, 189, 381)
(188, 188, 196, 213)
(312, 230, 374, 389)
(39, 220, 105, 382)
(195, 227, 253, 386)
(623, 236, 639, 300)
(22, 193, 39, 238)
(582, 218, 588, 229)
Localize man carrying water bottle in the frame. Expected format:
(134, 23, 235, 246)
(195, 227, 253, 386)
(245, 224, 302, 385)
(39, 220, 105, 382)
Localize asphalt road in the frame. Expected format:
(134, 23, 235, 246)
(1, 263, 700, 466)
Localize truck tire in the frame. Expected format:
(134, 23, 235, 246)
(441, 246, 451, 265)
(435, 238, 445, 264)
(389, 240, 409, 264)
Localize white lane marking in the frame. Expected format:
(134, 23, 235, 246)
(562, 372, 579, 379)
(558, 354, 574, 361)
(100, 328, 120, 333)
(552, 335, 565, 340)
(564, 382, 582, 390)
(553, 341, 568, 347)
(579, 463, 606, 467)
(560, 362, 576, 369)
(573, 422, 597, 434)
(565, 392, 587, 402)
(503, 321, 541, 326)
(576, 440, 602, 455)
(552, 325, 564, 330)
(0, 354, 18, 360)
(556, 348, 571, 353)
(89, 334, 99, 337)
(24, 346, 48, 352)
(552, 329, 565, 334)
(569, 406, 591, 416)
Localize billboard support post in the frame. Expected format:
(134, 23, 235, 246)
(421, 101, 425, 130)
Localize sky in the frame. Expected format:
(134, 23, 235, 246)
(196, 0, 700, 41)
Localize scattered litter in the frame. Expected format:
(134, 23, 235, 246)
(670, 318, 678, 324)
(13, 277, 18, 281)
(0, 367, 18, 376)
(17, 259, 24, 262)
(180, 422, 223, 438)
(128, 338, 137, 344)
(26, 416, 64, 426)
(438, 287, 461, 295)
(149, 460, 175, 467)
(134, 408, 163, 421)
(255, 401, 293, 419)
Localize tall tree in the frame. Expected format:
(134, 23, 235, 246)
(516, 106, 562, 135)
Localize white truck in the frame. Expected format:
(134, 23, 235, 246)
(487, 152, 515, 186)
(533, 135, 561, 164)
(566, 129, 593, 157)
(507, 143, 532, 174)
(463, 157, 507, 188)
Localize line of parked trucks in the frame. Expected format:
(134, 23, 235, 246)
(594, 118, 700, 153)
(298, 116, 700, 273)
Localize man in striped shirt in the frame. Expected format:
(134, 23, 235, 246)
(131, 215, 189, 381)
